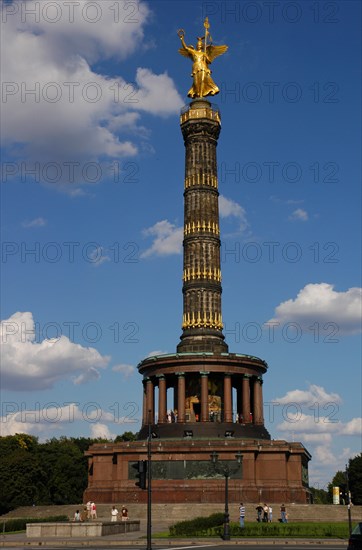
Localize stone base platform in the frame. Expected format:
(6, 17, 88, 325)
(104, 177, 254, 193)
(26, 521, 140, 538)
(84, 438, 311, 504)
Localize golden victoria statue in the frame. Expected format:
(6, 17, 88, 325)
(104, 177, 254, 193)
(178, 17, 228, 98)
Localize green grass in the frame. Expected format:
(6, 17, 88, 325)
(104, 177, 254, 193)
(227, 521, 349, 538)
(167, 518, 350, 539)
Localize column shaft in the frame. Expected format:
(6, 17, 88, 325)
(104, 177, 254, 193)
(236, 385, 242, 423)
(242, 376, 251, 424)
(177, 374, 186, 423)
(200, 373, 209, 422)
(177, 101, 228, 354)
(223, 374, 233, 423)
(158, 376, 167, 424)
(253, 378, 264, 424)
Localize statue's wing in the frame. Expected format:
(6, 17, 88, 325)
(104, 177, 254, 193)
(178, 46, 194, 60)
(206, 44, 228, 62)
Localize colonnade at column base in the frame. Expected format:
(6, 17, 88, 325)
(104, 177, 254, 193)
(138, 352, 268, 433)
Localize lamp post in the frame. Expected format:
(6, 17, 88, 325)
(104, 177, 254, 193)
(210, 451, 243, 541)
(345, 464, 352, 537)
(146, 411, 152, 550)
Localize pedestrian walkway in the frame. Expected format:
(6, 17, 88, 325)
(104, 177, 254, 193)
(0, 518, 352, 548)
(1, 504, 359, 547)
(3, 503, 361, 524)
(0, 531, 349, 548)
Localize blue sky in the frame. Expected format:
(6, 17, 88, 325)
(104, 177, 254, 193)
(1, 0, 361, 489)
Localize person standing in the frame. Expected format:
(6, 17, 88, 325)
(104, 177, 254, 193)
(280, 503, 287, 523)
(256, 504, 263, 522)
(111, 506, 119, 522)
(268, 505, 273, 522)
(121, 505, 129, 521)
(86, 501, 91, 520)
(239, 502, 246, 528)
(90, 502, 97, 520)
(263, 503, 269, 522)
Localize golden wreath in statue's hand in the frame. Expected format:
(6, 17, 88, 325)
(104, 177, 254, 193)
(177, 29, 185, 39)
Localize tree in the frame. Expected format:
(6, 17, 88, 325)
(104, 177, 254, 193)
(0, 434, 48, 514)
(310, 486, 330, 504)
(38, 437, 88, 504)
(348, 454, 362, 505)
(114, 431, 138, 443)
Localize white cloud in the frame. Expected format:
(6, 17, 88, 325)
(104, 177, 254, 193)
(267, 283, 362, 335)
(2, 0, 150, 64)
(274, 384, 342, 406)
(1, 0, 183, 188)
(269, 384, 362, 443)
(0, 400, 137, 439)
(277, 410, 362, 441)
(73, 367, 101, 385)
(313, 444, 351, 467)
(277, 412, 344, 435)
(274, 384, 361, 439)
(141, 199, 248, 258)
(112, 363, 135, 377)
(89, 423, 116, 440)
(219, 195, 248, 232)
(134, 68, 184, 116)
(141, 220, 183, 258)
(343, 417, 362, 435)
(22, 217, 47, 228)
(275, 405, 361, 476)
(289, 208, 308, 221)
(0, 312, 110, 390)
(88, 246, 111, 267)
(300, 433, 332, 443)
(1, 410, 59, 437)
(1, 403, 90, 437)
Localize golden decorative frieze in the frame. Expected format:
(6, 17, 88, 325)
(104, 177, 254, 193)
(182, 311, 223, 330)
(180, 107, 221, 124)
(184, 221, 220, 236)
(183, 267, 221, 282)
(184, 174, 218, 189)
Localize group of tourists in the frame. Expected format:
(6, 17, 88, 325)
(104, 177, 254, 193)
(239, 503, 289, 526)
(74, 501, 289, 526)
(256, 503, 273, 522)
(110, 505, 129, 522)
(72, 501, 97, 522)
(73, 502, 129, 522)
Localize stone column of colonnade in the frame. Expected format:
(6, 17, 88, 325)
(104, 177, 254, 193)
(177, 373, 186, 422)
(142, 372, 264, 427)
(157, 375, 167, 424)
(253, 377, 264, 424)
(223, 375, 233, 422)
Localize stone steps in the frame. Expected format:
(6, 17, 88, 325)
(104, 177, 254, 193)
(2, 503, 362, 525)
